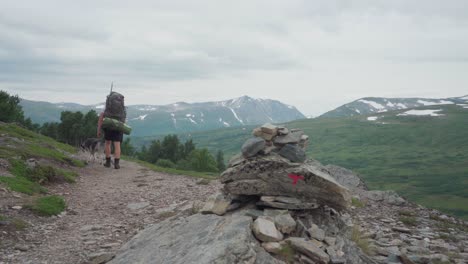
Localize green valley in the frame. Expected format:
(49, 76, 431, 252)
(172, 105, 468, 219)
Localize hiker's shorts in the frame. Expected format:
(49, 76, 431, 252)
(103, 129, 123, 142)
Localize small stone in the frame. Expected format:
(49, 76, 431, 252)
(252, 217, 284, 242)
(286, 237, 330, 264)
(241, 137, 266, 158)
(80, 225, 103, 232)
(11, 206, 22, 210)
(263, 208, 288, 217)
(308, 224, 325, 241)
(260, 123, 278, 136)
(200, 192, 231, 216)
(127, 202, 150, 210)
(87, 252, 115, 264)
(262, 242, 283, 254)
(100, 243, 120, 249)
(278, 144, 306, 163)
(274, 213, 296, 235)
(324, 237, 336, 247)
(244, 209, 264, 220)
(392, 227, 411, 234)
(14, 245, 28, 252)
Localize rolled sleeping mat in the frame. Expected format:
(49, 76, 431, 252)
(102, 117, 132, 135)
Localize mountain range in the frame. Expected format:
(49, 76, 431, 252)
(320, 95, 468, 118)
(20, 96, 305, 137)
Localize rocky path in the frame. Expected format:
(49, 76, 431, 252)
(0, 160, 221, 264)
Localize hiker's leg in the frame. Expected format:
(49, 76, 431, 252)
(104, 140, 112, 167)
(105, 140, 112, 158)
(114, 141, 121, 169)
(114, 141, 121, 159)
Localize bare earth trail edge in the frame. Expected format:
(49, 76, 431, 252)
(1, 160, 221, 264)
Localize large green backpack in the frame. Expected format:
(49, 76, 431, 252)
(104, 92, 126, 122)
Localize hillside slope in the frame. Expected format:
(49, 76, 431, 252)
(183, 104, 468, 219)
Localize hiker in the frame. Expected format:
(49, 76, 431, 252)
(97, 91, 127, 169)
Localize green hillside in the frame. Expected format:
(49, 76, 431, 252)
(179, 105, 468, 219)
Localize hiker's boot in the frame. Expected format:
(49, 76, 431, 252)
(114, 158, 120, 169)
(104, 157, 111, 168)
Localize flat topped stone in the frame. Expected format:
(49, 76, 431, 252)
(221, 154, 351, 210)
(261, 123, 278, 135)
(286, 237, 330, 264)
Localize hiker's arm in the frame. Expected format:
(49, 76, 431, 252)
(97, 112, 104, 137)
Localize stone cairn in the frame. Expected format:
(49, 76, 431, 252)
(201, 123, 356, 264)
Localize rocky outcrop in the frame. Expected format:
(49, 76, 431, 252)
(221, 153, 351, 210)
(109, 213, 283, 264)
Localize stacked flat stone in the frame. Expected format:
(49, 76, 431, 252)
(242, 123, 309, 163)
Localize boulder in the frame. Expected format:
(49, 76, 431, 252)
(278, 144, 306, 163)
(241, 137, 266, 158)
(325, 165, 368, 191)
(109, 213, 284, 264)
(252, 217, 284, 242)
(286, 237, 330, 264)
(221, 154, 351, 210)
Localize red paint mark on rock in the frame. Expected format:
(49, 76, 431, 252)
(288, 174, 304, 185)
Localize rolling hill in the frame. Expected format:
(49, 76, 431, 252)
(174, 103, 468, 219)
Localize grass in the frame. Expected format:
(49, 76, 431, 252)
(399, 216, 418, 227)
(351, 197, 365, 208)
(277, 244, 296, 264)
(11, 218, 28, 230)
(0, 176, 46, 195)
(28, 195, 66, 216)
(124, 156, 218, 180)
(350, 225, 372, 255)
(0, 123, 83, 166)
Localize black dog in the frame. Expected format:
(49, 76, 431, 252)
(80, 138, 105, 164)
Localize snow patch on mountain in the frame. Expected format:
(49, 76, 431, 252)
(188, 117, 197, 124)
(367, 116, 378, 121)
(417, 100, 454, 106)
(397, 103, 406, 109)
(358, 99, 385, 110)
(398, 109, 444, 117)
(95, 105, 105, 109)
(133, 114, 148, 121)
(229, 107, 244, 124)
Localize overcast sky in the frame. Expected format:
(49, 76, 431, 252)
(1, 1, 467, 116)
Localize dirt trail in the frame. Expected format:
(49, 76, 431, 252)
(0, 160, 221, 264)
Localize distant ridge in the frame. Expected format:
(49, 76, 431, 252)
(20, 96, 305, 137)
(320, 95, 468, 118)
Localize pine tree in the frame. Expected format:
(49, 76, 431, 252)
(216, 150, 226, 172)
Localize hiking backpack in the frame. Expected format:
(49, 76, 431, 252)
(104, 92, 126, 122)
